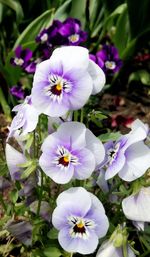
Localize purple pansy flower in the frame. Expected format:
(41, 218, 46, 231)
(10, 84, 25, 100)
(36, 20, 64, 46)
(10, 45, 32, 68)
(122, 187, 150, 223)
(99, 119, 150, 181)
(39, 122, 105, 184)
(8, 95, 39, 138)
(31, 46, 105, 117)
(92, 44, 122, 74)
(52, 187, 109, 254)
(58, 18, 87, 45)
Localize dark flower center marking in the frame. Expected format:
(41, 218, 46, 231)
(73, 221, 86, 234)
(51, 83, 62, 96)
(58, 155, 70, 167)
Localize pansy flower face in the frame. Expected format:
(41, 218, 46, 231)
(8, 95, 39, 138)
(96, 44, 122, 74)
(31, 46, 105, 117)
(99, 120, 150, 181)
(52, 187, 109, 254)
(39, 122, 105, 184)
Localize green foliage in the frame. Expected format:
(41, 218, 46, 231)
(129, 70, 150, 86)
(99, 131, 121, 142)
(13, 9, 54, 48)
(0, 0, 24, 22)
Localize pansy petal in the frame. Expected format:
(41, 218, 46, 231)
(73, 148, 96, 179)
(5, 144, 26, 180)
(119, 142, 150, 181)
(56, 122, 86, 149)
(39, 153, 74, 184)
(122, 187, 150, 222)
(105, 151, 126, 180)
(56, 187, 91, 215)
(58, 227, 98, 254)
(88, 60, 106, 95)
(51, 46, 89, 71)
(22, 105, 39, 134)
(85, 128, 105, 166)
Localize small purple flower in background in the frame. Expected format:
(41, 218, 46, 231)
(122, 187, 150, 223)
(30, 201, 51, 222)
(6, 220, 32, 246)
(58, 18, 87, 45)
(5, 144, 26, 180)
(52, 187, 109, 254)
(10, 83, 25, 100)
(36, 18, 87, 47)
(31, 46, 105, 117)
(10, 45, 32, 68)
(36, 20, 63, 46)
(8, 95, 39, 138)
(99, 119, 150, 181)
(91, 44, 122, 74)
(39, 122, 105, 184)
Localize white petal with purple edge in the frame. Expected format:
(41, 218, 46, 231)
(119, 141, 150, 181)
(51, 46, 89, 71)
(122, 187, 150, 222)
(56, 187, 92, 215)
(85, 129, 105, 166)
(88, 60, 106, 95)
(56, 122, 86, 149)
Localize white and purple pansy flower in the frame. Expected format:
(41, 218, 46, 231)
(8, 95, 39, 138)
(31, 46, 105, 117)
(99, 119, 150, 181)
(39, 122, 105, 184)
(122, 187, 150, 223)
(52, 187, 109, 254)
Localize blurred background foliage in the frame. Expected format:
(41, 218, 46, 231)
(0, 0, 150, 117)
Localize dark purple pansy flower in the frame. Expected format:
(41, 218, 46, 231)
(91, 45, 122, 74)
(58, 18, 87, 45)
(36, 20, 64, 46)
(10, 84, 25, 100)
(10, 46, 33, 69)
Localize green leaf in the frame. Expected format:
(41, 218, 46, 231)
(129, 70, 150, 86)
(13, 9, 54, 49)
(54, 0, 72, 20)
(69, 0, 86, 27)
(20, 160, 37, 179)
(44, 246, 62, 257)
(10, 189, 18, 204)
(126, 0, 150, 39)
(99, 131, 121, 142)
(113, 6, 129, 56)
(47, 228, 58, 240)
(0, 0, 24, 22)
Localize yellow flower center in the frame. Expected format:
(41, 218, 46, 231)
(63, 155, 70, 163)
(69, 34, 79, 43)
(56, 83, 62, 91)
(77, 221, 84, 228)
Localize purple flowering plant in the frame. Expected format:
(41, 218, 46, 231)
(1, 3, 150, 257)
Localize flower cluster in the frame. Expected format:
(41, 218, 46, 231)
(5, 43, 150, 257)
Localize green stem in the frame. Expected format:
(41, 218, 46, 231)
(0, 193, 7, 211)
(0, 87, 11, 119)
(37, 169, 44, 216)
(80, 108, 84, 123)
(73, 111, 78, 121)
(140, 249, 150, 257)
(70, 253, 73, 257)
